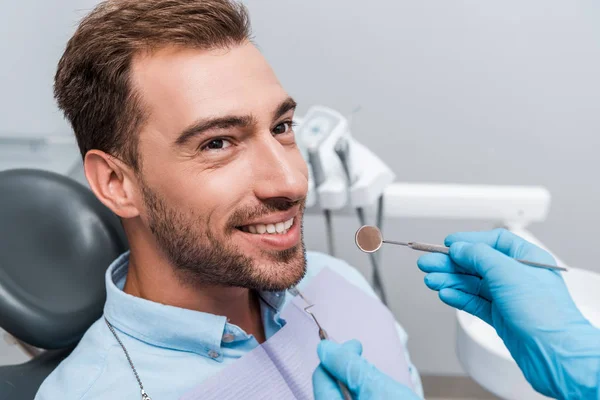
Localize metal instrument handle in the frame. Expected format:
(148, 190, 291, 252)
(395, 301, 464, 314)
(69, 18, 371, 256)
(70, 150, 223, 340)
(515, 258, 568, 272)
(409, 242, 566, 272)
(409, 242, 450, 255)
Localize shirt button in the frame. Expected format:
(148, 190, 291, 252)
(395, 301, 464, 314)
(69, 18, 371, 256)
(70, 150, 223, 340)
(208, 350, 220, 359)
(222, 333, 235, 343)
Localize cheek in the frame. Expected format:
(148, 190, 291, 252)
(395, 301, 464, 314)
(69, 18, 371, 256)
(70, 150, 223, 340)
(147, 165, 251, 222)
(203, 168, 252, 202)
(183, 166, 254, 219)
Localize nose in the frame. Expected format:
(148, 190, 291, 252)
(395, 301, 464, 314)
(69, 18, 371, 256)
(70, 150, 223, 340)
(251, 136, 308, 203)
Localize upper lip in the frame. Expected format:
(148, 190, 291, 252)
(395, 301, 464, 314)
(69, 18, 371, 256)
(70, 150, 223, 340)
(238, 207, 299, 226)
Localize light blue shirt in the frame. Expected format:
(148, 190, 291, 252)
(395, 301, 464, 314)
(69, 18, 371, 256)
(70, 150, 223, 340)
(36, 251, 423, 399)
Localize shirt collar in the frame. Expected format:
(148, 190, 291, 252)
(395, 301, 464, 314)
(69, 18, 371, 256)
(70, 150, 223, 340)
(103, 251, 286, 360)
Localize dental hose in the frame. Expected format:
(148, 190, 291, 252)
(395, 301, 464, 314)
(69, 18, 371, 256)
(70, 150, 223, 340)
(356, 205, 388, 305)
(324, 209, 335, 257)
(335, 138, 388, 305)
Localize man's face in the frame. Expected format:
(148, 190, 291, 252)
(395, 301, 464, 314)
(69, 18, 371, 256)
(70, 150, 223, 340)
(130, 43, 309, 291)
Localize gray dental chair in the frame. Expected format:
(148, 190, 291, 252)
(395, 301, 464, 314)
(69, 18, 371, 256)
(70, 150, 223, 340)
(0, 169, 128, 400)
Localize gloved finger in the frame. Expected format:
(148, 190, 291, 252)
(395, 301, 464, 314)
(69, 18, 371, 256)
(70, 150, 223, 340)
(317, 340, 374, 392)
(445, 229, 506, 247)
(417, 253, 467, 274)
(340, 339, 363, 356)
(313, 341, 361, 400)
(445, 229, 555, 265)
(312, 365, 344, 400)
(424, 272, 492, 301)
(318, 341, 422, 399)
(494, 230, 556, 265)
(317, 340, 363, 370)
(449, 242, 524, 277)
(438, 288, 493, 326)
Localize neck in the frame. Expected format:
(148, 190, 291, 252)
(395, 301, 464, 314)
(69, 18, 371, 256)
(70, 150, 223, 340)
(122, 226, 266, 343)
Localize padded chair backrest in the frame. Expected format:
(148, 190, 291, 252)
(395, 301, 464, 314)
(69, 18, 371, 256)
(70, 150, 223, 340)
(0, 169, 128, 349)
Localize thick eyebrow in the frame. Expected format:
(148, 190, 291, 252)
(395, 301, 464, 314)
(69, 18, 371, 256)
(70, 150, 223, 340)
(174, 96, 297, 147)
(175, 115, 255, 146)
(273, 97, 297, 121)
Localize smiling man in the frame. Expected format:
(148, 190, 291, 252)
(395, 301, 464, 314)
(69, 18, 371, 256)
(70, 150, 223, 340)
(35, 1, 422, 399)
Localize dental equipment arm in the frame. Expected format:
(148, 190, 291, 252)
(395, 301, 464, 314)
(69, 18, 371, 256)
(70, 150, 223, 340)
(296, 106, 351, 212)
(335, 136, 388, 304)
(417, 229, 600, 400)
(292, 116, 316, 209)
(307, 147, 335, 256)
(297, 106, 354, 257)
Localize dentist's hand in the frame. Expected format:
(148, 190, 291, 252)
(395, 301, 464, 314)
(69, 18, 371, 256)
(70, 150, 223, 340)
(313, 340, 420, 400)
(418, 229, 600, 400)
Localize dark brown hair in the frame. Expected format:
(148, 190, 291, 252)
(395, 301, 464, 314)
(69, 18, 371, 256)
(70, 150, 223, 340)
(54, 0, 251, 170)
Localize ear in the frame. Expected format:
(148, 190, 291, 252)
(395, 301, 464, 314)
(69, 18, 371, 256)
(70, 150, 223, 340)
(84, 150, 141, 218)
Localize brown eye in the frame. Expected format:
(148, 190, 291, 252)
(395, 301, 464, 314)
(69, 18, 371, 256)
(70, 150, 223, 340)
(202, 138, 231, 151)
(273, 121, 293, 135)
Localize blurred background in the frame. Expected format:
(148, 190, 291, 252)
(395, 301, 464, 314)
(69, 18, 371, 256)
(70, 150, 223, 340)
(1, 1, 599, 398)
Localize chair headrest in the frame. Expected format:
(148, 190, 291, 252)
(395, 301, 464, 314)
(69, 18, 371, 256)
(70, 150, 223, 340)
(0, 169, 128, 349)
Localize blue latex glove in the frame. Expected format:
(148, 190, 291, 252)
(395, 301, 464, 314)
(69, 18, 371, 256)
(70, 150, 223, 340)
(417, 229, 600, 400)
(313, 339, 420, 400)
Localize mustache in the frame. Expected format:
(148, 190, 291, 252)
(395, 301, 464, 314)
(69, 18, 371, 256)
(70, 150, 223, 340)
(228, 197, 305, 227)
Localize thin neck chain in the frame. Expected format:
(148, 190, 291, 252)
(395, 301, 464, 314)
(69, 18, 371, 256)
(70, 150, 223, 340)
(103, 288, 303, 399)
(104, 317, 152, 400)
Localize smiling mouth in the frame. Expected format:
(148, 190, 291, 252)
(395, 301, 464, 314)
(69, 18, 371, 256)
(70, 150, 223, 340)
(236, 217, 294, 235)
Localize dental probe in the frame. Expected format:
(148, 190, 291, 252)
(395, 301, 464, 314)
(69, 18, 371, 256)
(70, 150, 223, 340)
(288, 287, 353, 400)
(355, 225, 568, 272)
(305, 305, 353, 400)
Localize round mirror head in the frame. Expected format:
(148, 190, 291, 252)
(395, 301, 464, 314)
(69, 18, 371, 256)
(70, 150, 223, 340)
(355, 225, 383, 253)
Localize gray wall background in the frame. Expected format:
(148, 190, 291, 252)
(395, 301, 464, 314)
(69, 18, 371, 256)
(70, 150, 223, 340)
(1, 0, 600, 375)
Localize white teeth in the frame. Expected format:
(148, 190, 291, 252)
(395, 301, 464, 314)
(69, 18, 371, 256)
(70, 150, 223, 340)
(243, 217, 295, 235)
(284, 218, 293, 229)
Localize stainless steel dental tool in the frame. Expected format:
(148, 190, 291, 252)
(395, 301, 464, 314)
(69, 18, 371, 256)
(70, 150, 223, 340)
(289, 287, 353, 400)
(354, 225, 568, 272)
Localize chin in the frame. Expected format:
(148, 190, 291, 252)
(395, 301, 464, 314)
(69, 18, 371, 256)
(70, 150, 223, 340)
(249, 245, 307, 291)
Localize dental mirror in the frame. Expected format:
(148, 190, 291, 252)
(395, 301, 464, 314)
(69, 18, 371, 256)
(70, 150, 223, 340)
(355, 225, 384, 253)
(354, 225, 569, 272)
